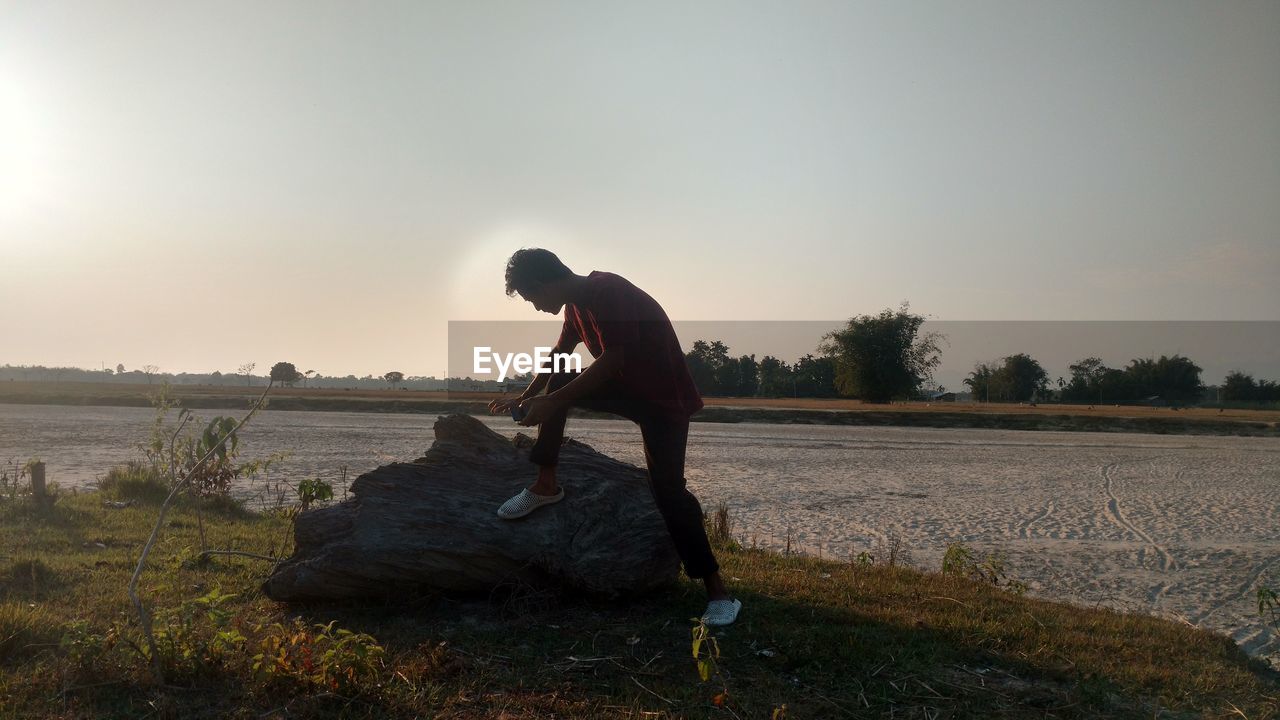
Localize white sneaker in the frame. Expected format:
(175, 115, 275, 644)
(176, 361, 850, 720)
(496, 488, 565, 520)
(701, 598, 742, 627)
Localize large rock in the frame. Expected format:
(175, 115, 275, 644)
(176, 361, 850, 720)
(261, 414, 680, 601)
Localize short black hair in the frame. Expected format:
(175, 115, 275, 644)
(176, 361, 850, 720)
(504, 248, 572, 297)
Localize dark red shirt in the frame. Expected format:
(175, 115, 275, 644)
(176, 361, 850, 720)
(556, 271, 703, 417)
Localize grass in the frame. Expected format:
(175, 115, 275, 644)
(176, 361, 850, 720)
(0, 488, 1276, 719)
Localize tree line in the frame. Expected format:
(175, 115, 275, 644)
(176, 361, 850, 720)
(4, 303, 1276, 408)
(678, 305, 1276, 408)
(963, 354, 1207, 407)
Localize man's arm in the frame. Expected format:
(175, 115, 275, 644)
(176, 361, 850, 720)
(547, 345, 624, 407)
(515, 345, 624, 426)
(488, 339, 578, 414)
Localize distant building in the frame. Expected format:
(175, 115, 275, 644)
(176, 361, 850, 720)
(925, 391, 956, 402)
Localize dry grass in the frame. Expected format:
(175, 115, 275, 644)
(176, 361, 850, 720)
(0, 488, 1276, 718)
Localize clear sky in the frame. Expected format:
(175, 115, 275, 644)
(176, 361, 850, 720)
(2, 1, 1277, 378)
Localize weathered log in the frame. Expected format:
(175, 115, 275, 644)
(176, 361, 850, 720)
(262, 414, 680, 601)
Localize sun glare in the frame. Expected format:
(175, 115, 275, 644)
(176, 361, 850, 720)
(446, 220, 583, 318)
(0, 71, 55, 233)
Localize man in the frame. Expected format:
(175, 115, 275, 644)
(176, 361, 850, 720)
(487, 248, 741, 627)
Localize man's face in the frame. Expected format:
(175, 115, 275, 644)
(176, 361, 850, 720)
(519, 284, 563, 315)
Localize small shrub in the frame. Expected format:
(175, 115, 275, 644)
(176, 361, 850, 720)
(1258, 587, 1278, 628)
(250, 618, 385, 693)
(706, 502, 740, 551)
(296, 478, 334, 511)
(59, 619, 120, 676)
(876, 532, 911, 567)
(147, 587, 245, 679)
(942, 543, 1027, 594)
(99, 462, 169, 503)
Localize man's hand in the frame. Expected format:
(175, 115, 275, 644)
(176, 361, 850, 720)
(488, 396, 521, 415)
(517, 394, 561, 426)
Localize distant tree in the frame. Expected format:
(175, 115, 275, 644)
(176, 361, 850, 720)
(116, 363, 126, 375)
(238, 362, 256, 387)
(303, 369, 316, 388)
(713, 355, 741, 396)
(141, 365, 160, 384)
(1097, 367, 1141, 405)
(964, 362, 999, 402)
(1146, 353, 1203, 407)
(735, 355, 759, 397)
(1261, 379, 1280, 404)
(820, 303, 943, 402)
(685, 340, 732, 396)
(210, 370, 222, 385)
(385, 371, 405, 389)
(793, 354, 838, 398)
(1061, 357, 1108, 404)
(1222, 371, 1257, 403)
(270, 362, 302, 387)
(999, 353, 1049, 403)
(966, 355, 1047, 403)
(756, 356, 792, 397)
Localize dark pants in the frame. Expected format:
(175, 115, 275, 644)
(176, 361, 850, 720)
(528, 371, 720, 580)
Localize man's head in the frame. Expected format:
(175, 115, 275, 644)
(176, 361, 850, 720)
(505, 248, 574, 314)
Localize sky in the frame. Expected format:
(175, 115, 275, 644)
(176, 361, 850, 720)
(1, 0, 1277, 380)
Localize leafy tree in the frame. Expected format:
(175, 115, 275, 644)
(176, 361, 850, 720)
(385, 371, 405, 389)
(685, 340, 732, 396)
(1147, 355, 1204, 407)
(964, 362, 998, 402)
(820, 303, 943, 402)
(793, 354, 838, 398)
(756, 356, 792, 397)
(1062, 357, 1108, 404)
(1222, 371, 1257, 402)
(735, 355, 759, 397)
(713, 355, 741, 396)
(1096, 367, 1140, 405)
(270, 362, 302, 387)
(116, 363, 126, 375)
(1000, 353, 1049, 402)
(966, 355, 1047, 402)
(1225, 372, 1280, 404)
(1261, 379, 1280, 404)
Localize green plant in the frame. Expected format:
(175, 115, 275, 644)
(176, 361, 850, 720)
(147, 587, 245, 676)
(186, 417, 241, 496)
(59, 618, 119, 673)
(296, 477, 334, 510)
(250, 618, 385, 693)
(99, 461, 169, 502)
(942, 543, 1027, 594)
(1258, 587, 1278, 627)
(689, 617, 731, 709)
